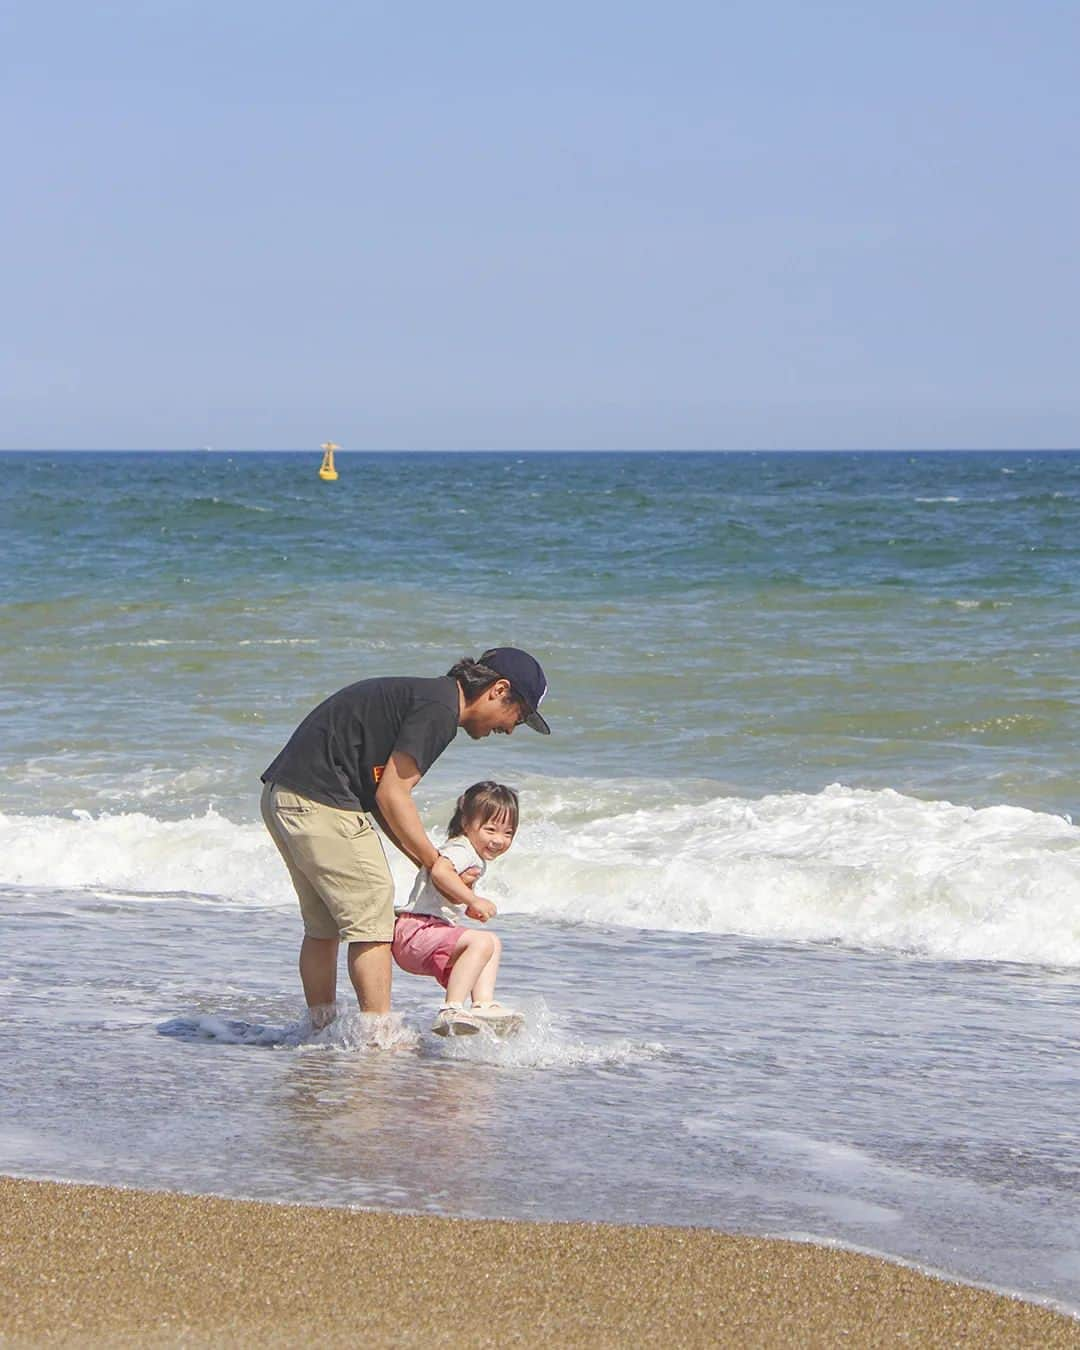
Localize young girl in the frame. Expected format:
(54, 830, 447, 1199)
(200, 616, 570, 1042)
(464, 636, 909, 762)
(392, 781, 521, 1036)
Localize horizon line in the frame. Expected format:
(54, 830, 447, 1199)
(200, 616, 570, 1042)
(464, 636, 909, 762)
(3, 446, 1080, 455)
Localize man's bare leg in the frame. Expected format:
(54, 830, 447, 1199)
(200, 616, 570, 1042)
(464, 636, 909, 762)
(299, 935, 339, 1028)
(347, 940, 393, 1014)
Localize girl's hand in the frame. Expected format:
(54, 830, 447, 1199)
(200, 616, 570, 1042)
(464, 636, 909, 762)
(465, 897, 497, 922)
(460, 866, 482, 890)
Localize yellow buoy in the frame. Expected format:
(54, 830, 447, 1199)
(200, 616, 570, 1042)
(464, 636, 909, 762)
(318, 442, 340, 481)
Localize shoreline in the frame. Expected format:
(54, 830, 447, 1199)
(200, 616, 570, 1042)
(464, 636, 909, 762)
(1, 1177, 1077, 1347)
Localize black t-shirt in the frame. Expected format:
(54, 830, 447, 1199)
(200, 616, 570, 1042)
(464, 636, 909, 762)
(261, 676, 460, 812)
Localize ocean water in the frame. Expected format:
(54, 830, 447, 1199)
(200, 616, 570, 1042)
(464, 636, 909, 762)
(2, 450, 1079, 1311)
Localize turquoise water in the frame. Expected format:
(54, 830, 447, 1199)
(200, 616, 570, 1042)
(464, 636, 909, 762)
(4, 450, 1078, 818)
(2, 450, 1079, 1311)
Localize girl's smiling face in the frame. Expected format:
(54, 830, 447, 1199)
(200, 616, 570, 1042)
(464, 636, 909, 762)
(464, 809, 516, 862)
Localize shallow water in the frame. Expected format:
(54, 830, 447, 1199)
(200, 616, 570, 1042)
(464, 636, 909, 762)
(2, 889, 1078, 1310)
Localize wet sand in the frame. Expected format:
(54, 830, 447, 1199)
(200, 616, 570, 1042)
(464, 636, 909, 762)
(0, 1177, 1076, 1347)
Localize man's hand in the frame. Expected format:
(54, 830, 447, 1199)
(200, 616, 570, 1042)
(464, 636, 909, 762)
(465, 896, 497, 923)
(430, 855, 481, 910)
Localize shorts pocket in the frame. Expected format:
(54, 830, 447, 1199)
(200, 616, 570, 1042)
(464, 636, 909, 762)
(339, 812, 372, 839)
(273, 789, 313, 815)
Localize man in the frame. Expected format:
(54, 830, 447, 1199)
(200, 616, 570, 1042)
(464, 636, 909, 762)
(260, 647, 550, 1023)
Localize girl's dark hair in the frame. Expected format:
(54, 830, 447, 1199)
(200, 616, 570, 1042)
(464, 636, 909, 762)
(448, 781, 519, 839)
(446, 654, 513, 703)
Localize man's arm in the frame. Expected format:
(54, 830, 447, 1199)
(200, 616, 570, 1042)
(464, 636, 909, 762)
(368, 800, 422, 868)
(373, 750, 480, 909)
(374, 750, 439, 867)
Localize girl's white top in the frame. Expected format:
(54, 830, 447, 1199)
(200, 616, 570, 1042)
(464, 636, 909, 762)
(395, 836, 486, 925)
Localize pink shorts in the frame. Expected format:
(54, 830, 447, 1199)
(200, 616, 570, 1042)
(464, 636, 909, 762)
(392, 913, 467, 990)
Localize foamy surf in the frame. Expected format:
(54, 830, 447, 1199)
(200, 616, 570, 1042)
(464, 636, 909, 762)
(157, 1009, 421, 1052)
(496, 782, 1080, 966)
(426, 999, 666, 1070)
(156, 1000, 657, 1070)
(0, 806, 284, 905)
(5, 780, 1079, 966)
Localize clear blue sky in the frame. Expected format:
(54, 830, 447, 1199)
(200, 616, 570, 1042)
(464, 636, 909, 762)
(3, 1, 1078, 450)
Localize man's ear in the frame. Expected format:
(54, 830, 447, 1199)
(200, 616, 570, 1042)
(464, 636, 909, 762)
(490, 678, 512, 700)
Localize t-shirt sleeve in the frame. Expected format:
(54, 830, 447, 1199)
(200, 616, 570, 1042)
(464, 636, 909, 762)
(391, 700, 458, 777)
(439, 838, 483, 875)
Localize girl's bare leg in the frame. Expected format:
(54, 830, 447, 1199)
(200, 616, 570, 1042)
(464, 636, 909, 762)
(471, 934, 502, 1003)
(444, 931, 502, 1006)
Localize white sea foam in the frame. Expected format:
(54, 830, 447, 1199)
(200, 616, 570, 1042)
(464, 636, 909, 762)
(4, 783, 1079, 965)
(497, 784, 1080, 965)
(158, 1009, 421, 1051)
(948, 598, 1013, 610)
(2, 806, 289, 905)
(431, 999, 665, 1069)
(155, 1000, 659, 1069)
(110, 638, 318, 648)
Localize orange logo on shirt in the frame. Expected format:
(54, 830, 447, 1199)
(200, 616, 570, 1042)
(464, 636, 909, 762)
(372, 764, 385, 784)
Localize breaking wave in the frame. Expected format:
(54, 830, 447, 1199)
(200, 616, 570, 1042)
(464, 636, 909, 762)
(2, 782, 1078, 966)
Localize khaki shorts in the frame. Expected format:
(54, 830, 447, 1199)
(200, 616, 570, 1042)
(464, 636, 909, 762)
(260, 782, 395, 943)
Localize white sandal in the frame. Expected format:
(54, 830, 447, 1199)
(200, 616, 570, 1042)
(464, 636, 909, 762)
(470, 1002, 517, 1021)
(470, 1002, 524, 1035)
(432, 1004, 481, 1037)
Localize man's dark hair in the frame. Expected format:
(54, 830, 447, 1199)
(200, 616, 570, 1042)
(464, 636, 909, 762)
(446, 653, 512, 702)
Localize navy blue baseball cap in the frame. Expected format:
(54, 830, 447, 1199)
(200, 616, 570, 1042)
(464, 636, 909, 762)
(480, 647, 551, 734)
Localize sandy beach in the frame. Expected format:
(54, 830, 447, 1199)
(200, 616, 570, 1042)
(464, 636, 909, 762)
(0, 1178, 1075, 1348)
